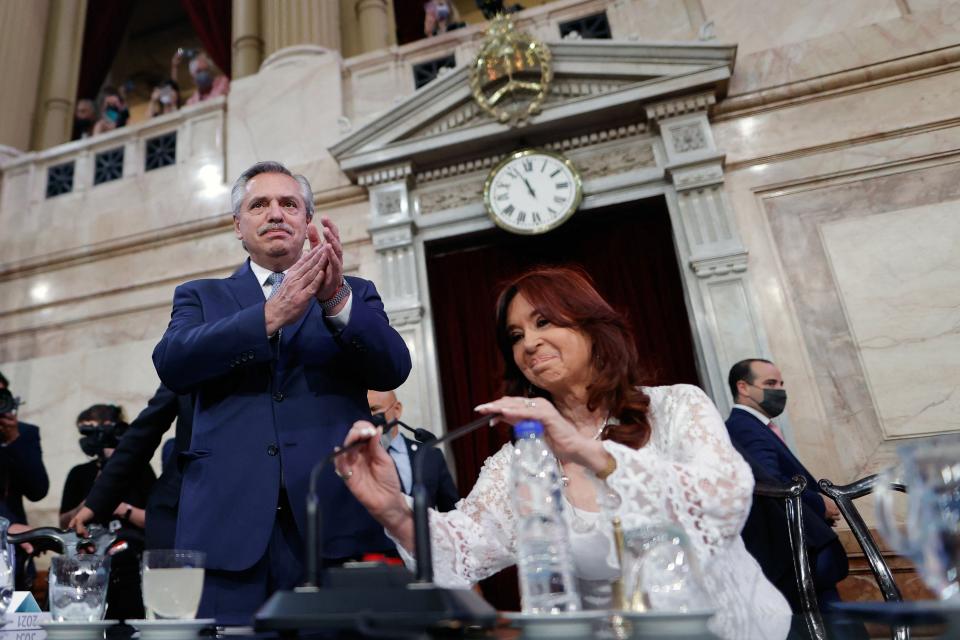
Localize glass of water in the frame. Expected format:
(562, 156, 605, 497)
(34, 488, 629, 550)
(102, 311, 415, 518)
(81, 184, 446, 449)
(141, 550, 205, 619)
(48, 555, 111, 622)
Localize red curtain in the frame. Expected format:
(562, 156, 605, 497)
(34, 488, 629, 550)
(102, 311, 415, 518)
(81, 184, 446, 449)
(425, 196, 701, 609)
(180, 0, 232, 77)
(75, 0, 137, 101)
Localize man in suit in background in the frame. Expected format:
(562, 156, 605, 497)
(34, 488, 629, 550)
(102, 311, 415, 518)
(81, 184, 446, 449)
(153, 161, 411, 623)
(0, 371, 49, 590)
(68, 383, 192, 550)
(368, 390, 459, 512)
(725, 358, 848, 609)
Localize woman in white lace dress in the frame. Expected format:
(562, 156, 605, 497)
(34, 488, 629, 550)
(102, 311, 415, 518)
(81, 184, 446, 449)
(336, 266, 791, 639)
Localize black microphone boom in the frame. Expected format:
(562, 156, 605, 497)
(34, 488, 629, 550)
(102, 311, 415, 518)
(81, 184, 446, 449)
(370, 412, 438, 444)
(255, 413, 500, 635)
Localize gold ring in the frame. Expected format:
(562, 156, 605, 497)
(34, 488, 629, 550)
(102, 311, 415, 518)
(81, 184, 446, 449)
(524, 399, 537, 408)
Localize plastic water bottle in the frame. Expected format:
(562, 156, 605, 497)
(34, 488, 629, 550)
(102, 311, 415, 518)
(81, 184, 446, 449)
(512, 420, 581, 613)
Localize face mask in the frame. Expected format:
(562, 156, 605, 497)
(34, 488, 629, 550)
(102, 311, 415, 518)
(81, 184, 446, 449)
(194, 70, 213, 92)
(105, 106, 120, 123)
(748, 385, 787, 418)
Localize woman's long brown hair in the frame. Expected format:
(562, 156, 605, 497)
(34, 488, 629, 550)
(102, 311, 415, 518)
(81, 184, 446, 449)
(495, 266, 652, 449)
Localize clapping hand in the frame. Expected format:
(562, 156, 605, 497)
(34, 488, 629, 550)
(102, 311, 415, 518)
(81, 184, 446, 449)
(263, 226, 328, 335)
(315, 216, 345, 305)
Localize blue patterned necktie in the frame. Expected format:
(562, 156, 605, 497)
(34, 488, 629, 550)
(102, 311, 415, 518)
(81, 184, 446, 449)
(266, 272, 284, 300)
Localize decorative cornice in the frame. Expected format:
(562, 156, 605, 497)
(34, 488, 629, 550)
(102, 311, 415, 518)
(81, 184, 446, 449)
(414, 122, 648, 183)
(357, 163, 412, 187)
(714, 45, 960, 120)
(690, 251, 749, 278)
(644, 92, 716, 122)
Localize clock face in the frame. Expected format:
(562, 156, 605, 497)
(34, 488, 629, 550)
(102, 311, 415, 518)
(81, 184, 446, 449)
(483, 149, 582, 235)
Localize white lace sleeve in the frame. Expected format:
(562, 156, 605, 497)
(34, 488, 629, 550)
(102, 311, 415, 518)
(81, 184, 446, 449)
(390, 443, 518, 589)
(601, 384, 753, 562)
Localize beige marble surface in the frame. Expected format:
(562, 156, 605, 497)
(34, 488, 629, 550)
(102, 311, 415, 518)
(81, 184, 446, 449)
(821, 202, 960, 439)
(3, 338, 166, 526)
(702, 0, 902, 56)
(714, 66, 960, 166)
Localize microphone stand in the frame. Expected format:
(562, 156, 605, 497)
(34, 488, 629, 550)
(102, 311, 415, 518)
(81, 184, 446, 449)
(255, 414, 500, 635)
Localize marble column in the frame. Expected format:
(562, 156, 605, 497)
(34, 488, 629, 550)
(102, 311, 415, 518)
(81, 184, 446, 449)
(232, 0, 263, 79)
(646, 93, 774, 418)
(261, 0, 341, 58)
(0, 0, 50, 151)
(355, 0, 390, 54)
(34, 0, 86, 150)
(359, 163, 442, 438)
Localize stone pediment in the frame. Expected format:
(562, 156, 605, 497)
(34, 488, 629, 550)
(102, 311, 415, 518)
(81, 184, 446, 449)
(331, 39, 736, 179)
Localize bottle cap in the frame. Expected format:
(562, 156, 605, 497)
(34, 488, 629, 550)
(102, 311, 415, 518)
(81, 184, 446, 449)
(514, 420, 544, 438)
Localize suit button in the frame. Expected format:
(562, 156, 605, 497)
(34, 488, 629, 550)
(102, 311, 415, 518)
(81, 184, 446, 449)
(267, 444, 279, 456)
(273, 391, 284, 402)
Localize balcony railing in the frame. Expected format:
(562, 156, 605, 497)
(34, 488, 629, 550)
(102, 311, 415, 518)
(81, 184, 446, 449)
(0, 97, 227, 269)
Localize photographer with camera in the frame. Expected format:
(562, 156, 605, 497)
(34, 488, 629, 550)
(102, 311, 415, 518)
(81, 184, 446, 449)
(60, 404, 156, 619)
(0, 371, 50, 590)
(148, 78, 181, 118)
(171, 47, 229, 105)
(91, 86, 130, 136)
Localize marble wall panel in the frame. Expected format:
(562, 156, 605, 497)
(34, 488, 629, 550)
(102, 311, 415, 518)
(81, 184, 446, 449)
(3, 337, 167, 527)
(713, 67, 960, 166)
(820, 202, 960, 439)
(718, 1, 960, 96)
(761, 161, 960, 480)
(701, 0, 902, 56)
(225, 48, 352, 194)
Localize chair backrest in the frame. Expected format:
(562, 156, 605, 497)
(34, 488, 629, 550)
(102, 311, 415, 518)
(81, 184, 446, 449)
(818, 475, 907, 602)
(754, 475, 826, 639)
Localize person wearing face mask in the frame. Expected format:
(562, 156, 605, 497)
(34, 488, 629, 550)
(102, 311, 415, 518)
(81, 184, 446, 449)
(72, 99, 97, 140)
(368, 389, 459, 512)
(172, 49, 229, 106)
(59, 404, 156, 619)
(92, 87, 130, 136)
(725, 359, 848, 610)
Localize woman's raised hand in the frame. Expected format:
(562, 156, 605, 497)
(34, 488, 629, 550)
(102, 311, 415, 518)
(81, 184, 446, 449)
(335, 421, 408, 522)
(475, 396, 601, 468)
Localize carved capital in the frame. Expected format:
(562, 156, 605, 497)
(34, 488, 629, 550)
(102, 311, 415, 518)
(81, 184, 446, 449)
(386, 304, 424, 327)
(370, 220, 414, 250)
(690, 251, 749, 278)
(667, 155, 725, 191)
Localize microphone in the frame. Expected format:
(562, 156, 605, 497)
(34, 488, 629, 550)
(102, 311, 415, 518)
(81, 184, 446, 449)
(257, 412, 501, 634)
(369, 412, 438, 444)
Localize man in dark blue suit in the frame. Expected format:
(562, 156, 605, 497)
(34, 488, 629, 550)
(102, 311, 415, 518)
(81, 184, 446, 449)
(368, 390, 459, 512)
(725, 358, 848, 610)
(0, 371, 50, 590)
(152, 161, 412, 623)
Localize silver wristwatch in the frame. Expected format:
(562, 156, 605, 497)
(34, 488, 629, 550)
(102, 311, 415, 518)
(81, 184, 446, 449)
(320, 278, 351, 312)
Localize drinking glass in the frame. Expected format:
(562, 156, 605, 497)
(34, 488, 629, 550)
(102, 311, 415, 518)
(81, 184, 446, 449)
(141, 550, 205, 619)
(0, 517, 13, 618)
(620, 525, 711, 612)
(876, 437, 960, 601)
(48, 555, 111, 622)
